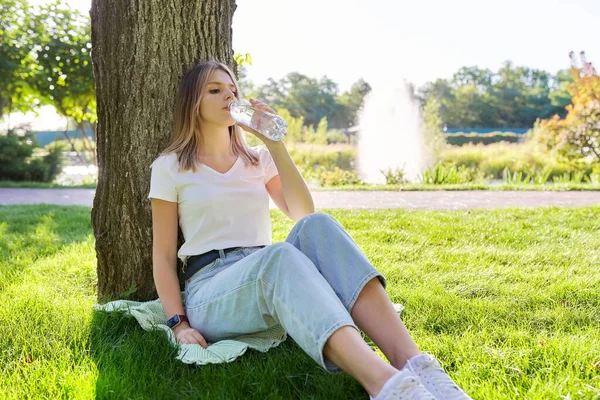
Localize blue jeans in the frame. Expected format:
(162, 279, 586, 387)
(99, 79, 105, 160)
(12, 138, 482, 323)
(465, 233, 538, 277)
(184, 212, 387, 373)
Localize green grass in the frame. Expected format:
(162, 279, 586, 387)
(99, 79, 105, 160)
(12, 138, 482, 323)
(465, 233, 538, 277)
(311, 183, 600, 191)
(3, 180, 600, 191)
(0, 205, 599, 399)
(0, 180, 97, 189)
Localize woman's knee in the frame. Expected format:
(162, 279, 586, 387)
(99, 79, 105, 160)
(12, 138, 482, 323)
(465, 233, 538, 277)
(268, 241, 299, 254)
(296, 212, 337, 232)
(261, 242, 314, 274)
(262, 242, 304, 266)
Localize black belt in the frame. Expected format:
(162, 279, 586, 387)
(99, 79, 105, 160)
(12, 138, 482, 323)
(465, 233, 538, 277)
(182, 246, 265, 282)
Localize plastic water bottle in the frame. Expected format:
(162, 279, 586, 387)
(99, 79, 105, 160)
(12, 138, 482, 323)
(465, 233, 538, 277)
(229, 99, 288, 141)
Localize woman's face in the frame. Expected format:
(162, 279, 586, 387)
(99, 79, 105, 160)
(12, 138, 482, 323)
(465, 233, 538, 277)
(199, 69, 237, 126)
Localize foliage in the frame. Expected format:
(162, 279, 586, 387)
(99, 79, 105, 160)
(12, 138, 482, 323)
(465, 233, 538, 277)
(254, 73, 370, 129)
(0, 0, 39, 117)
(51, 137, 96, 153)
(4, 3, 579, 143)
(499, 167, 555, 185)
(332, 79, 371, 129)
(313, 166, 361, 186)
(419, 162, 487, 185)
(0, 128, 64, 182)
(532, 62, 600, 165)
(439, 141, 583, 180)
(0, 0, 95, 123)
(285, 142, 598, 187)
(551, 171, 588, 184)
(501, 168, 532, 185)
(274, 108, 304, 143)
(236, 65, 256, 99)
(380, 167, 409, 185)
(422, 96, 447, 157)
(233, 53, 252, 67)
(0, 2, 584, 145)
(548, 69, 573, 112)
(28, 0, 95, 123)
(446, 132, 521, 146)
(255, 73, 336, 128)
(287, 144, 355, 171)
(302, 117, 328, 145)
(242, 108, 330, 145)
(418, 62, 573, 129)
(325, 129, 349, 145)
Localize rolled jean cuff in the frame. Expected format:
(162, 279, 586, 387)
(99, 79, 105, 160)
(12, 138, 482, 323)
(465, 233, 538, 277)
(347, 271, 387, 315)
(317, 319, 359, 374)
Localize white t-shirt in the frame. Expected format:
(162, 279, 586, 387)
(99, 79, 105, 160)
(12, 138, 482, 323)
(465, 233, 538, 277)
(148, 145, 279, 264)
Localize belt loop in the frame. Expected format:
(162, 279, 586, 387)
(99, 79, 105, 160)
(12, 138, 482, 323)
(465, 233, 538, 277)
(218, 249, 225, 259)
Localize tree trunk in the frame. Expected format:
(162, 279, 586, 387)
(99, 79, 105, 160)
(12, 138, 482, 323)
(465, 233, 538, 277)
(90, 0, 236, 301)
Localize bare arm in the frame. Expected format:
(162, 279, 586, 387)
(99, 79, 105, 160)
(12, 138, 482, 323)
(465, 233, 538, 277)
(151, 198, 182, 316)
(151, 198, 207, 347)
(240, 99, 314, 222)
(264, 140, 314, 222)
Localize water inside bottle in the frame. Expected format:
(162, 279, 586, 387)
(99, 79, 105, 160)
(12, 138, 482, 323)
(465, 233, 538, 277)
(228, 99, 288, 141)
(229, 99, 254, 127)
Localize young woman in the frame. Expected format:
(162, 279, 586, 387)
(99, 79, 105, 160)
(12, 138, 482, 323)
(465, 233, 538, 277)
(148, 60, 471, 400)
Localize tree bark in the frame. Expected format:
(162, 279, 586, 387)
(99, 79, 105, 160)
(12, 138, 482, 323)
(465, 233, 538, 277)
(90, 0, 236, 301)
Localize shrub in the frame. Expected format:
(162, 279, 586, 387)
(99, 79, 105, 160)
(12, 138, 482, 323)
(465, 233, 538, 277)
(439, 142, 583, 180)
(288, 145, 355, 171)
(445, 132, 521, 146)
(0, 129, 64, 182)
(530, 65, 600, 164)
(325, 129, 348, 144)
(419, 162, 488, 184)
(315, 166, 361, 186)
(380, 167, 409, 185)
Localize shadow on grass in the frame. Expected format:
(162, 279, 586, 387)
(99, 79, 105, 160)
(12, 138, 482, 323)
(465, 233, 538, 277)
(0, 204, 369, 398)
(0, 205, 92, 289)
(89, 310, 367, 400)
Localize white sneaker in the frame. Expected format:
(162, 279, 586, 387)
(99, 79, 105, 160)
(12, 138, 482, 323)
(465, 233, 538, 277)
(406, 354, 472, 400)
(384, 375, 437, 400)
(371, 369, 437, 400)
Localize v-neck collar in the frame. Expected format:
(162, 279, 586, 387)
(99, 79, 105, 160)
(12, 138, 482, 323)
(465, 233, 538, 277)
(200, 156, 241, 176)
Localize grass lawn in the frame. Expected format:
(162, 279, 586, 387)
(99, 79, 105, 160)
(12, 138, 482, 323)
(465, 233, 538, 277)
(0, 180, 97, 189)
(2, 180, 600, 191)
(0, 205, 599, 399)
(310, 183, 600, 191)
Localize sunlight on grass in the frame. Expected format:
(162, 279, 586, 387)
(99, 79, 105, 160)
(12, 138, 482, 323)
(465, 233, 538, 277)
(0, 205, 599, 399)
(0, 239, 98, 398)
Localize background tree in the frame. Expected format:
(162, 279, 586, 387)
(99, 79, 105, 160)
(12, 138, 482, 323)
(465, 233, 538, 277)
(0, 0, 38, 121)
(1, 0, 96, 166)
(254, 73, 370, 130)
(90, 0, 236, 301)
(422, 97, 446, 158)
(332, 78, 371, 129)
(28, 0, 96, 163)
(417, 62, 572, 129)
(532, 53, 600, 164)
(548, 69, 574, 118)
(236, 64, 256, 99)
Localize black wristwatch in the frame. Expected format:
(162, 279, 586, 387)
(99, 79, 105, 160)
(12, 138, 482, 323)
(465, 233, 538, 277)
(166, 314, 189, 329)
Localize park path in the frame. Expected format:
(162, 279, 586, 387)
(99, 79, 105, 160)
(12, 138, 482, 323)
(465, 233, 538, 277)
(0, 188, 598, 209)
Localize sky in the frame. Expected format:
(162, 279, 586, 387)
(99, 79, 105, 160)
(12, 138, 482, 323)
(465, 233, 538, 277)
(9, 0, 600, 130)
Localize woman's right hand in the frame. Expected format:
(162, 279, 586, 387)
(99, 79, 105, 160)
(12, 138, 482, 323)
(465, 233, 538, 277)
(173, 322, 209, 348)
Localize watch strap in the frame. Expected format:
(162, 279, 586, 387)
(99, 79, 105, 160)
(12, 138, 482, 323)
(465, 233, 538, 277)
(167, 314, 189, 329)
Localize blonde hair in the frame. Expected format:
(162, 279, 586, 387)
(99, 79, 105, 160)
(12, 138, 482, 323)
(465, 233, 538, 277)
(161, 60, 259, 172)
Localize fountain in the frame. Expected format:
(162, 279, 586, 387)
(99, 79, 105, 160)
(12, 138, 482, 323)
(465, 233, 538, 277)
(356, 80, 433, 184)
